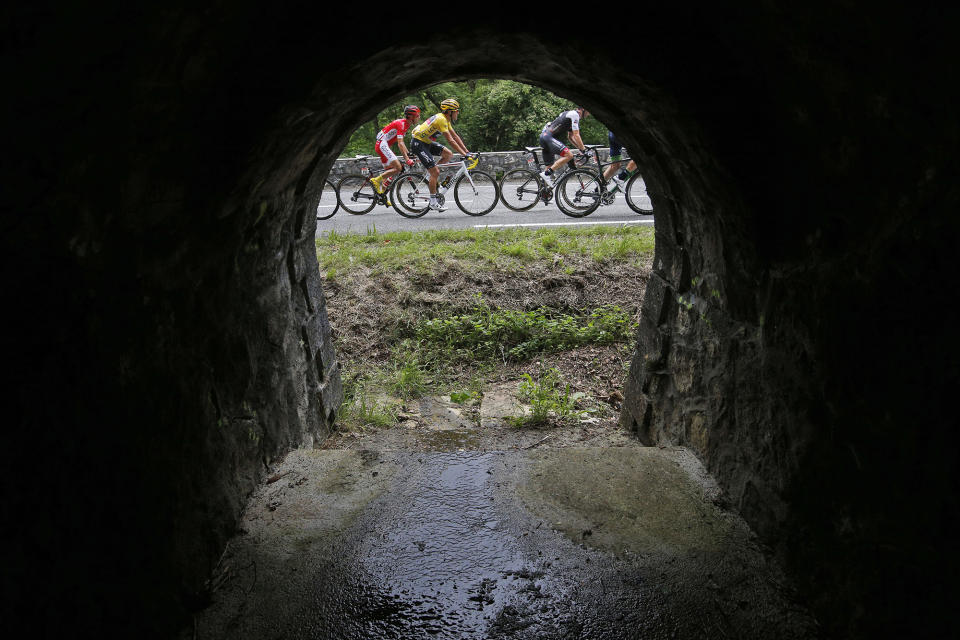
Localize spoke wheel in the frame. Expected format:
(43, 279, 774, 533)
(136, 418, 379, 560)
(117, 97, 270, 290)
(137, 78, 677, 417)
(336, 175, 377, 214)
(316, 178, 339, 220)
(499, 168, 541, 211)
(454, 170, 499, 216)
(392, 172, 430, 218)
(625, 173, 654, 215)
(555, 169, 602, 217)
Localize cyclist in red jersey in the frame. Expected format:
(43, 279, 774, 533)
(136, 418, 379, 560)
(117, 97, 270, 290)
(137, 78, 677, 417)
(370, 105, 421, 194)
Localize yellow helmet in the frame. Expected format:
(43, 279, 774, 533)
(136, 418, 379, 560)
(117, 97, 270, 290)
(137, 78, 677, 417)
(440, 98, 460, 112)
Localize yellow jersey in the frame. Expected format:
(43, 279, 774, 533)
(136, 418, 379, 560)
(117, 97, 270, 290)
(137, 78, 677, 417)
(412, 113, 452, 142)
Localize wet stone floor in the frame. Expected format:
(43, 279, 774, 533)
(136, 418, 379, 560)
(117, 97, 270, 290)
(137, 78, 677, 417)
(188, 405, 819, 639)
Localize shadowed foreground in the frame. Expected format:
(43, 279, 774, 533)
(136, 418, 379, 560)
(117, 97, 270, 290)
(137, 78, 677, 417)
(188, 444, 816, 639)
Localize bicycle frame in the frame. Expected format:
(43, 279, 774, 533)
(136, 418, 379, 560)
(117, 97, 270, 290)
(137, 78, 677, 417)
(436, 155, 480, 193)
(339, 155, 413, 210)
(406, 155, 479, 207)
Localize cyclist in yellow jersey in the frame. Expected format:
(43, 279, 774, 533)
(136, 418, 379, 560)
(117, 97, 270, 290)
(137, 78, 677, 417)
(409, 98, 471, 211)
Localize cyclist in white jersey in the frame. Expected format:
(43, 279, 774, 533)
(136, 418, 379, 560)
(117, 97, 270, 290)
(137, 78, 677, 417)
(538, 107, 590, 186)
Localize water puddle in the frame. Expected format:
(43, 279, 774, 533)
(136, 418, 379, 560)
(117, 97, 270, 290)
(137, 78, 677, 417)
(354, 453, 536, 636)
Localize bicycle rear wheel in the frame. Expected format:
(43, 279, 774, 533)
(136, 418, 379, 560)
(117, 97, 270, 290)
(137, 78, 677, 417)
(454, 170, 499, 216)
(316, 178, 339, 220)
(392, 171, 430, 218)
(555, 169, 602, 217)
(336, 175, 377, 214)
(625, 173, 654, 215)
(499, 168, 541, 211)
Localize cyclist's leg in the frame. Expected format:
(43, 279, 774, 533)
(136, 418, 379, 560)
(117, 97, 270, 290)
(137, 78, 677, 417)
(377, 141, 401, 181)
(604, 158, 623, 181)
(552, 149, 574, 172)
(381, 158, 402, 183)
(411, 138, 438, 190)
(538, 132, 569, 184)
(428, 142, 449, 210)
(616, 158, 638, 181)
(428, 142, 448, 193)
(604, 133, 622, 180)
(538, 131, 557, 167)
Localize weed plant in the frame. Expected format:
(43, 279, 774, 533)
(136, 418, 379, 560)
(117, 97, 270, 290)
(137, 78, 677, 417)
(405, 295, 636, 366)
(512, 366, 591, 428)
(337, 378, 398, 431)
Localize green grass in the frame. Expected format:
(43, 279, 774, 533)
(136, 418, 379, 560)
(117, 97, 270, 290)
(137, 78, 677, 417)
(316, 226, 654, 274)
(337, 379, 398, 431)
(403, 296, 636, 366)
(511, 366, 592, 428)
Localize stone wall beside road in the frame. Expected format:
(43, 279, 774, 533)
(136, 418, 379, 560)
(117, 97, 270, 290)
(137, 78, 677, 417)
(327, 148, 621, 180)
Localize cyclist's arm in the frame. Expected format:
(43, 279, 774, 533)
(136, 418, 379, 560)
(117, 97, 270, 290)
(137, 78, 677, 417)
(568, 130, 586, 152)
(396, 137, 412, 163)
(443, 128, 470, 156)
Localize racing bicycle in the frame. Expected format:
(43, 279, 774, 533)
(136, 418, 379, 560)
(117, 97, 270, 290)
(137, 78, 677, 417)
(316, 177, 340, 220)
(554, 148, 654, 217)
(393, 153, 499, 217)
(498, 146, 598, 211)
(335, 155, 419, 215)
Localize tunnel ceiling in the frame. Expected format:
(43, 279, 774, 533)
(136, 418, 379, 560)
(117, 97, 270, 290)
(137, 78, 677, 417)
(4, 3, 959, 640)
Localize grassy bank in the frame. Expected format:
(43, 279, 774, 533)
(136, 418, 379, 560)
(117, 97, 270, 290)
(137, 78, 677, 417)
(316, 225, 654, 431)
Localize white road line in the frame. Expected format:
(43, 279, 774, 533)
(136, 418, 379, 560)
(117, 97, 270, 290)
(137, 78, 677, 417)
(475, 219, 654, 229)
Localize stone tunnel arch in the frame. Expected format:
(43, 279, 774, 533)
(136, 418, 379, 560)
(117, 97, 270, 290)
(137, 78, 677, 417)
(5, 5, 958, 640)
(221, 33, 801, 632)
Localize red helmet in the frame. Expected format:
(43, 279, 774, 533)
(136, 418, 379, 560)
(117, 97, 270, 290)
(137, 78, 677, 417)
(404, 105, 421, 117)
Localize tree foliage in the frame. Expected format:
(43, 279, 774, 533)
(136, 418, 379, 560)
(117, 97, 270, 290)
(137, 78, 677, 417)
(338, 80, 608, 157)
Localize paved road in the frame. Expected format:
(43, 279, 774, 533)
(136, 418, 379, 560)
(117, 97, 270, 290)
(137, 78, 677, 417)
(315, 194, 654, 235)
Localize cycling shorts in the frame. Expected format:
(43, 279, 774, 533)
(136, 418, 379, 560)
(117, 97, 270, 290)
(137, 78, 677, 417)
(375, 139, 398, 166)
(539, 129, 568, 166)
(608, 131, 623, 161)
(608, 131, 634, 163)
(411, 138, 446, 169)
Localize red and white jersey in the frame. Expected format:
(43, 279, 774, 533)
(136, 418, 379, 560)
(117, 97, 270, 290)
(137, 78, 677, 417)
(375, 118, 410, 147)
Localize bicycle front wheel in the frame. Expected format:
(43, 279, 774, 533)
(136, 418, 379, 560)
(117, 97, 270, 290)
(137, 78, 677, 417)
(625, 173, 654, 215)
(454, 170, 499, 216)
(316, 178, 339, 220)
(555, 169, 602, 217)
(392, 172, 431, 218)
(336, 175, 377, 214)
(499, 168, 541, 211)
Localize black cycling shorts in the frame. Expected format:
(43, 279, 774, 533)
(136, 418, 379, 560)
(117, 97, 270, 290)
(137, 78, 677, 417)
(608, 131, 624, 159)
(538, 130, 568, 166)
(411, 138, 447, 169)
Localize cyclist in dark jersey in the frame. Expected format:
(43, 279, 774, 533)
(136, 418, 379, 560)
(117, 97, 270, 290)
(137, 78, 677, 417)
(604, 129, 638, 193)
(538, 107, 590, 186)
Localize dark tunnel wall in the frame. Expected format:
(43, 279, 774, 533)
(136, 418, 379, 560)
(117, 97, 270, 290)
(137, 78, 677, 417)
(3, 3, 959, 639)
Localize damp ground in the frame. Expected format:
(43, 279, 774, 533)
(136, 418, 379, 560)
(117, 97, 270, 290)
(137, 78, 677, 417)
(187, 419, 819, 639)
